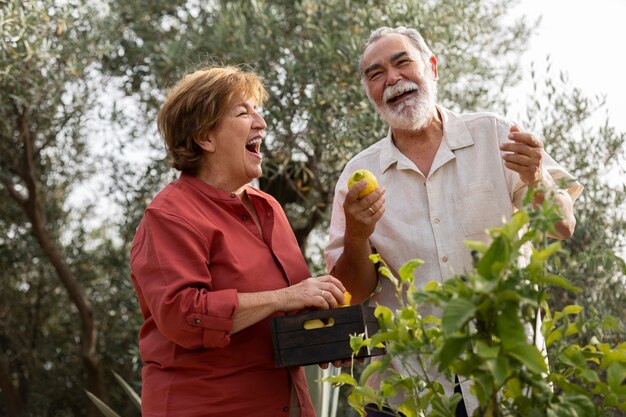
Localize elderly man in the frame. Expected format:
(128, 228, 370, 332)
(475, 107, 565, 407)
(325, 26, 583, 416)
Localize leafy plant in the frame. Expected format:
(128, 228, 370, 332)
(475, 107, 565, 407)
(85, 372, 141, 417)
(326, 191, 626, 416)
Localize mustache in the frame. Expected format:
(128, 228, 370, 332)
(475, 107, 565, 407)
(382, 80, 420, 103)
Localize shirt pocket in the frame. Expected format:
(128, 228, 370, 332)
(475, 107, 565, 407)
(454, 181, 499, 237)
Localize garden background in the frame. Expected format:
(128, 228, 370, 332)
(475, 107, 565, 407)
(1, 1, 624, 416)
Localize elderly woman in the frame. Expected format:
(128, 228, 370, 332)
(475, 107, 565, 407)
(130, 66, 346, 417)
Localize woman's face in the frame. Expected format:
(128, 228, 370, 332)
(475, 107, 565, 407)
(208, 95, 267, 187)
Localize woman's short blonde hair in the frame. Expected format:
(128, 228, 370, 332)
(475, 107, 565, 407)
(157, 65, 268, 174)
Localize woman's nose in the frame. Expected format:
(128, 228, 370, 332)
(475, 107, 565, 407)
(254, 113, 267, 130)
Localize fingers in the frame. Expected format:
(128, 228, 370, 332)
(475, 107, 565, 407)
(501, 127, 543, 185)
(280, 276, 348, 312)
(505, 127, 543, 148)
(317, 276, 347, 309)
(318, 358, 357, 369)
(343, 187, 385, 241)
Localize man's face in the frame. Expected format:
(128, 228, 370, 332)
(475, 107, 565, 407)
(361, 33, 438, 131)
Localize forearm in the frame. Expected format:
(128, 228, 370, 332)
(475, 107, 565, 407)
(533, 187, 576, 240)
(331, 237, 378, 304)
(547, 190, 576, 239)
(232, 291, 281, 334)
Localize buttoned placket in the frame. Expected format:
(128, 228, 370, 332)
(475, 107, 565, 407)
(425, 144, 456, 280)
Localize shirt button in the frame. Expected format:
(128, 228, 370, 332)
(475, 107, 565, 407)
(434, 218, 440, 224)
(242, 215, 248, 221)
(283, 406, 289, 412)
(230, 193, 236, 198)
(193, 318, 201, 325)
(442, 256, 448, 263)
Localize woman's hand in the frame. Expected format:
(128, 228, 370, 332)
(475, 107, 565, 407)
(276, 275, 346, 312)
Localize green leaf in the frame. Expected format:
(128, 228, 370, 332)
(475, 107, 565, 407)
(505, 377, 522, 399)
(506, 345, 548, 374)
(423, 280, 441, 292)
(546, 329, 563, 347)
(503, 210, 530, 239)
(442, 298, 476, 337)
(536, 274, 580, 293)
(374, 305, 393, 323)
(475, 341, 500, 359)
(324, 373, 357, 387)
(547, 394, 598, 417)
(536, 241, 562, 260)
(398, 258, 424, 283)
(607, 362, 626, 393)
(579, 368, 600, 383)
(360, 359, 384, 386)
(486, 356, 510, 387)
(437, 336, 470, 371)
(561, 305, 584, 315)
(464, 240, 489, 254)
(378, 266, 398, 286)
(477, 236, 510, 280)
(559, 346, 589, 371)
(565, 323, 579, 337)
(602, 315, 621, 331)
(369, 253, 382, 265)
(349, 333, 365, 354)
(497, 304, 527, 351)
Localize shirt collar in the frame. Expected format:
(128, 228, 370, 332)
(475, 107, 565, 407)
(180, 172, 258, 202)
(379, 105, 475, 173)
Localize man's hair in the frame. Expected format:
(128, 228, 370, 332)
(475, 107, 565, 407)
(358, 26, 434, 79)
(157, 65, 268, 174)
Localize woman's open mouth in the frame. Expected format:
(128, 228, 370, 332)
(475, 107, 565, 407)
(246, 137, 262, 156)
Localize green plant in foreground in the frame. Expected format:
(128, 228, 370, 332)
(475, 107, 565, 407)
(85, 372, 141, 417)
(326, 191, 626, 417)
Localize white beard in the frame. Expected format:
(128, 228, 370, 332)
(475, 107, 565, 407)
(375, 76, 438, 131)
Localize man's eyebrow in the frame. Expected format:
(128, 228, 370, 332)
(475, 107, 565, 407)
(363, 51, 410, 77)
(363, 63, 382, 77)
(390, 51, 409, 62)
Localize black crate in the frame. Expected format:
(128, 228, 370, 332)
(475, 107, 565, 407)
(271, 304, 385, 368)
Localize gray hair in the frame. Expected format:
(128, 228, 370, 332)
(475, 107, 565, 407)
(358, 26, 434, 79)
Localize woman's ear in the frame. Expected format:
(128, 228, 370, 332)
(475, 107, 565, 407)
(194, 134, 216, 153)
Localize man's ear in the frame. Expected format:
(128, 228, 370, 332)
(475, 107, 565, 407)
(194, 133, 215, 153)
(430, 55, 439, 80)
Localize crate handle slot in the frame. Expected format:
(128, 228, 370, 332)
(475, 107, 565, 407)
(303, 317, 335, 330)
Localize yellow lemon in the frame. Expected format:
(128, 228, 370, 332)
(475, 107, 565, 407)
(342, 291, 352, 307)
(303, 319, 325, 330)
(348, 169, 378, 199)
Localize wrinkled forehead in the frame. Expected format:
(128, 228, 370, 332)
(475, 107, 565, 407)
(360, 33, 421, 74)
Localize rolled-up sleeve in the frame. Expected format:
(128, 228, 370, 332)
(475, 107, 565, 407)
(131, 208, 239, 349)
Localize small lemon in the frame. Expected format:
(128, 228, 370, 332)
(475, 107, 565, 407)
(303, 319, 325, 330)
(342, 291, 352, 307)
(348, 169, 378, 199)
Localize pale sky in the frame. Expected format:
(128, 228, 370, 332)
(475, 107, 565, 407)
(515, 0, 626, 131)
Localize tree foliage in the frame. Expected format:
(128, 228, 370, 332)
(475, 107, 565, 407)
(0, 1, 140, 416)
(101, 0, 532, 255)
(521, 62, 626, 340)
(0, 1, 624, 416)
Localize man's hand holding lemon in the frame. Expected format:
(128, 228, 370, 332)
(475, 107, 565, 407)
(344, 169, 385, 242)
(330, 169, 385, 305)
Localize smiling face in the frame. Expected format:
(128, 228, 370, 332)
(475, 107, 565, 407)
(361, 33, 438, 131)
(199, 94, 268, 190)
